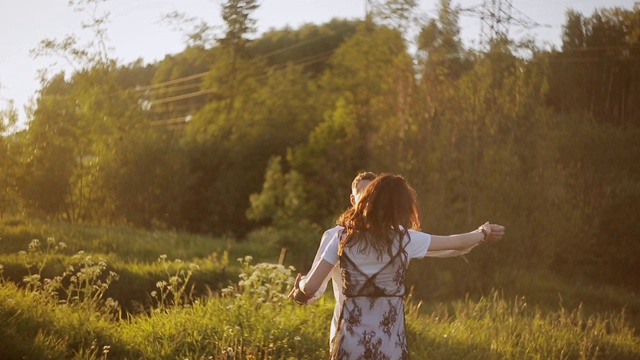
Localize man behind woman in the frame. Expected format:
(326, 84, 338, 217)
(290, 173, 505, 359)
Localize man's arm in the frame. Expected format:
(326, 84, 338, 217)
(299, 227, 341, 303)
(426, 246, 479, 258)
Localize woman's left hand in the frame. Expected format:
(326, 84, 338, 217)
(485, 224, 505, 243)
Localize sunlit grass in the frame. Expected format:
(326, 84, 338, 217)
(0, 219, 638, 359)
(0, 218, 280, 263)
(406, 292, 640, 359)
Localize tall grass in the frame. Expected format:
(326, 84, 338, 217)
(406, 292, 640, 359)
(120, 257, 333, 359)
(0, 219, 638, 359)
(0, 218, 280, 262)
(1, 254, 637, 359)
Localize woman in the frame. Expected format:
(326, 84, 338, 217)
(290, 173, 505, 359)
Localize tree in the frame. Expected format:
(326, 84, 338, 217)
(30, 0, 113, 70)
(283, 23, 415, 225)
(547, 6, 640, 126)
(220, 0, 259, 56)
(142, 46, 217, 121)
(183, 60, 320, 234)
(248, 19, 359, 77)
(98, 126, 189, 228)
(22, 0, 148, 223)
(372, 0, 419, 35)
(0, 101, 20, 218)
(246, 155, 321, 269)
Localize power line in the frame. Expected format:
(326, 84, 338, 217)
(135, 23, 356, 95)
(148, 48, 338, 125)
(149, 116, 190, 126)
(560, 44, 640, 52)
(135, 72, 208, 92)
(147, 48, 338, 111)
(151, 88, 217, 105)
(142, 81, 203, 96)
(547, 56, 640, 63)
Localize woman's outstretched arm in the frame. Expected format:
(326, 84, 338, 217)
(429, 223, 505, 251)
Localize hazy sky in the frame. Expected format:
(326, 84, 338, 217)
(0, 0, 636, 129)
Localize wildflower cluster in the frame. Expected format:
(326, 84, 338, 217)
(17, 237, 120, 318)
(64, 251, 120, 317)
(221, 256, 295, 306)
(213, 256, 313, 359)
(19, 238, 67, 292)
(18, 238, 66, 296)
(151, 254, 200, 310)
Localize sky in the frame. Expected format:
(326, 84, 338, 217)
(0, 0, 636, 130)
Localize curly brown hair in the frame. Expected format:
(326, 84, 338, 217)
(338, 173, 421, 259)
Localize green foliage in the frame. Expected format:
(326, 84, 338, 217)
(98, 126, 190, 228)
(0, 102, 21, 217)
(248, 155, 312, 226)
(7, 4, 639, 356)
(0, 219, 280, 315)
(6, 0, 639, 325)
(146, 45, 214, 119)
(150, 254, 199, 310)
(0, 281, 124, 360)
(182, 51, 322, 234)
(285, 23, 415, 224)
(417, 0, 469, 82)
(249, 19, 359, 76)
(548, 5, 640, 126)
(0, 236, 126, 360)
(549, 116, 640, 287)
(406, 291, 640, 359)
(0, 233, 637, 359)
(246, 156, 322, 269)
(220, 0, 259, 55)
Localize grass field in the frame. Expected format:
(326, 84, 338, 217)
(0, 218, 638, 359)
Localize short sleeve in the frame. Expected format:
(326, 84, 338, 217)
(321, 231, 342, 265)
(405, 230, 431, 259)
(312, 227, 341, 266)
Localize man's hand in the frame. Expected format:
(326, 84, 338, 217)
(287, 273, 303, 299)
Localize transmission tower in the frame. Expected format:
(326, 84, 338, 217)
(458, 0, 547, 49)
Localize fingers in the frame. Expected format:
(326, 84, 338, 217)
(288, 273, 304, 298)
(486, 224, 505, 243)
(478, 223, 505, 242)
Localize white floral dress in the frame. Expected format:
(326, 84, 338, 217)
(324, 232, 429, 360)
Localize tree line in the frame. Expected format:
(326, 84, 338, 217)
(1, 0, 639, 291)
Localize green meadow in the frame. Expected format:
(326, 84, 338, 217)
(2, 0, 639, 358)
(0, 219, 638, 359)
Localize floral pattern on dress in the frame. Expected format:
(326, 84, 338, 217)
(368, 297, 378, 310)
(395, 329, 409, 360)
(357, 330, 390, 360)
(332, 237, 411, 360)
(379, 299, 399, 339)
(345, 301, 363, 336)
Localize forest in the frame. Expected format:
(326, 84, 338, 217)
(0, 0, 639, 351)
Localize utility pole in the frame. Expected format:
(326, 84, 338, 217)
(458, 0, 548, 50)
